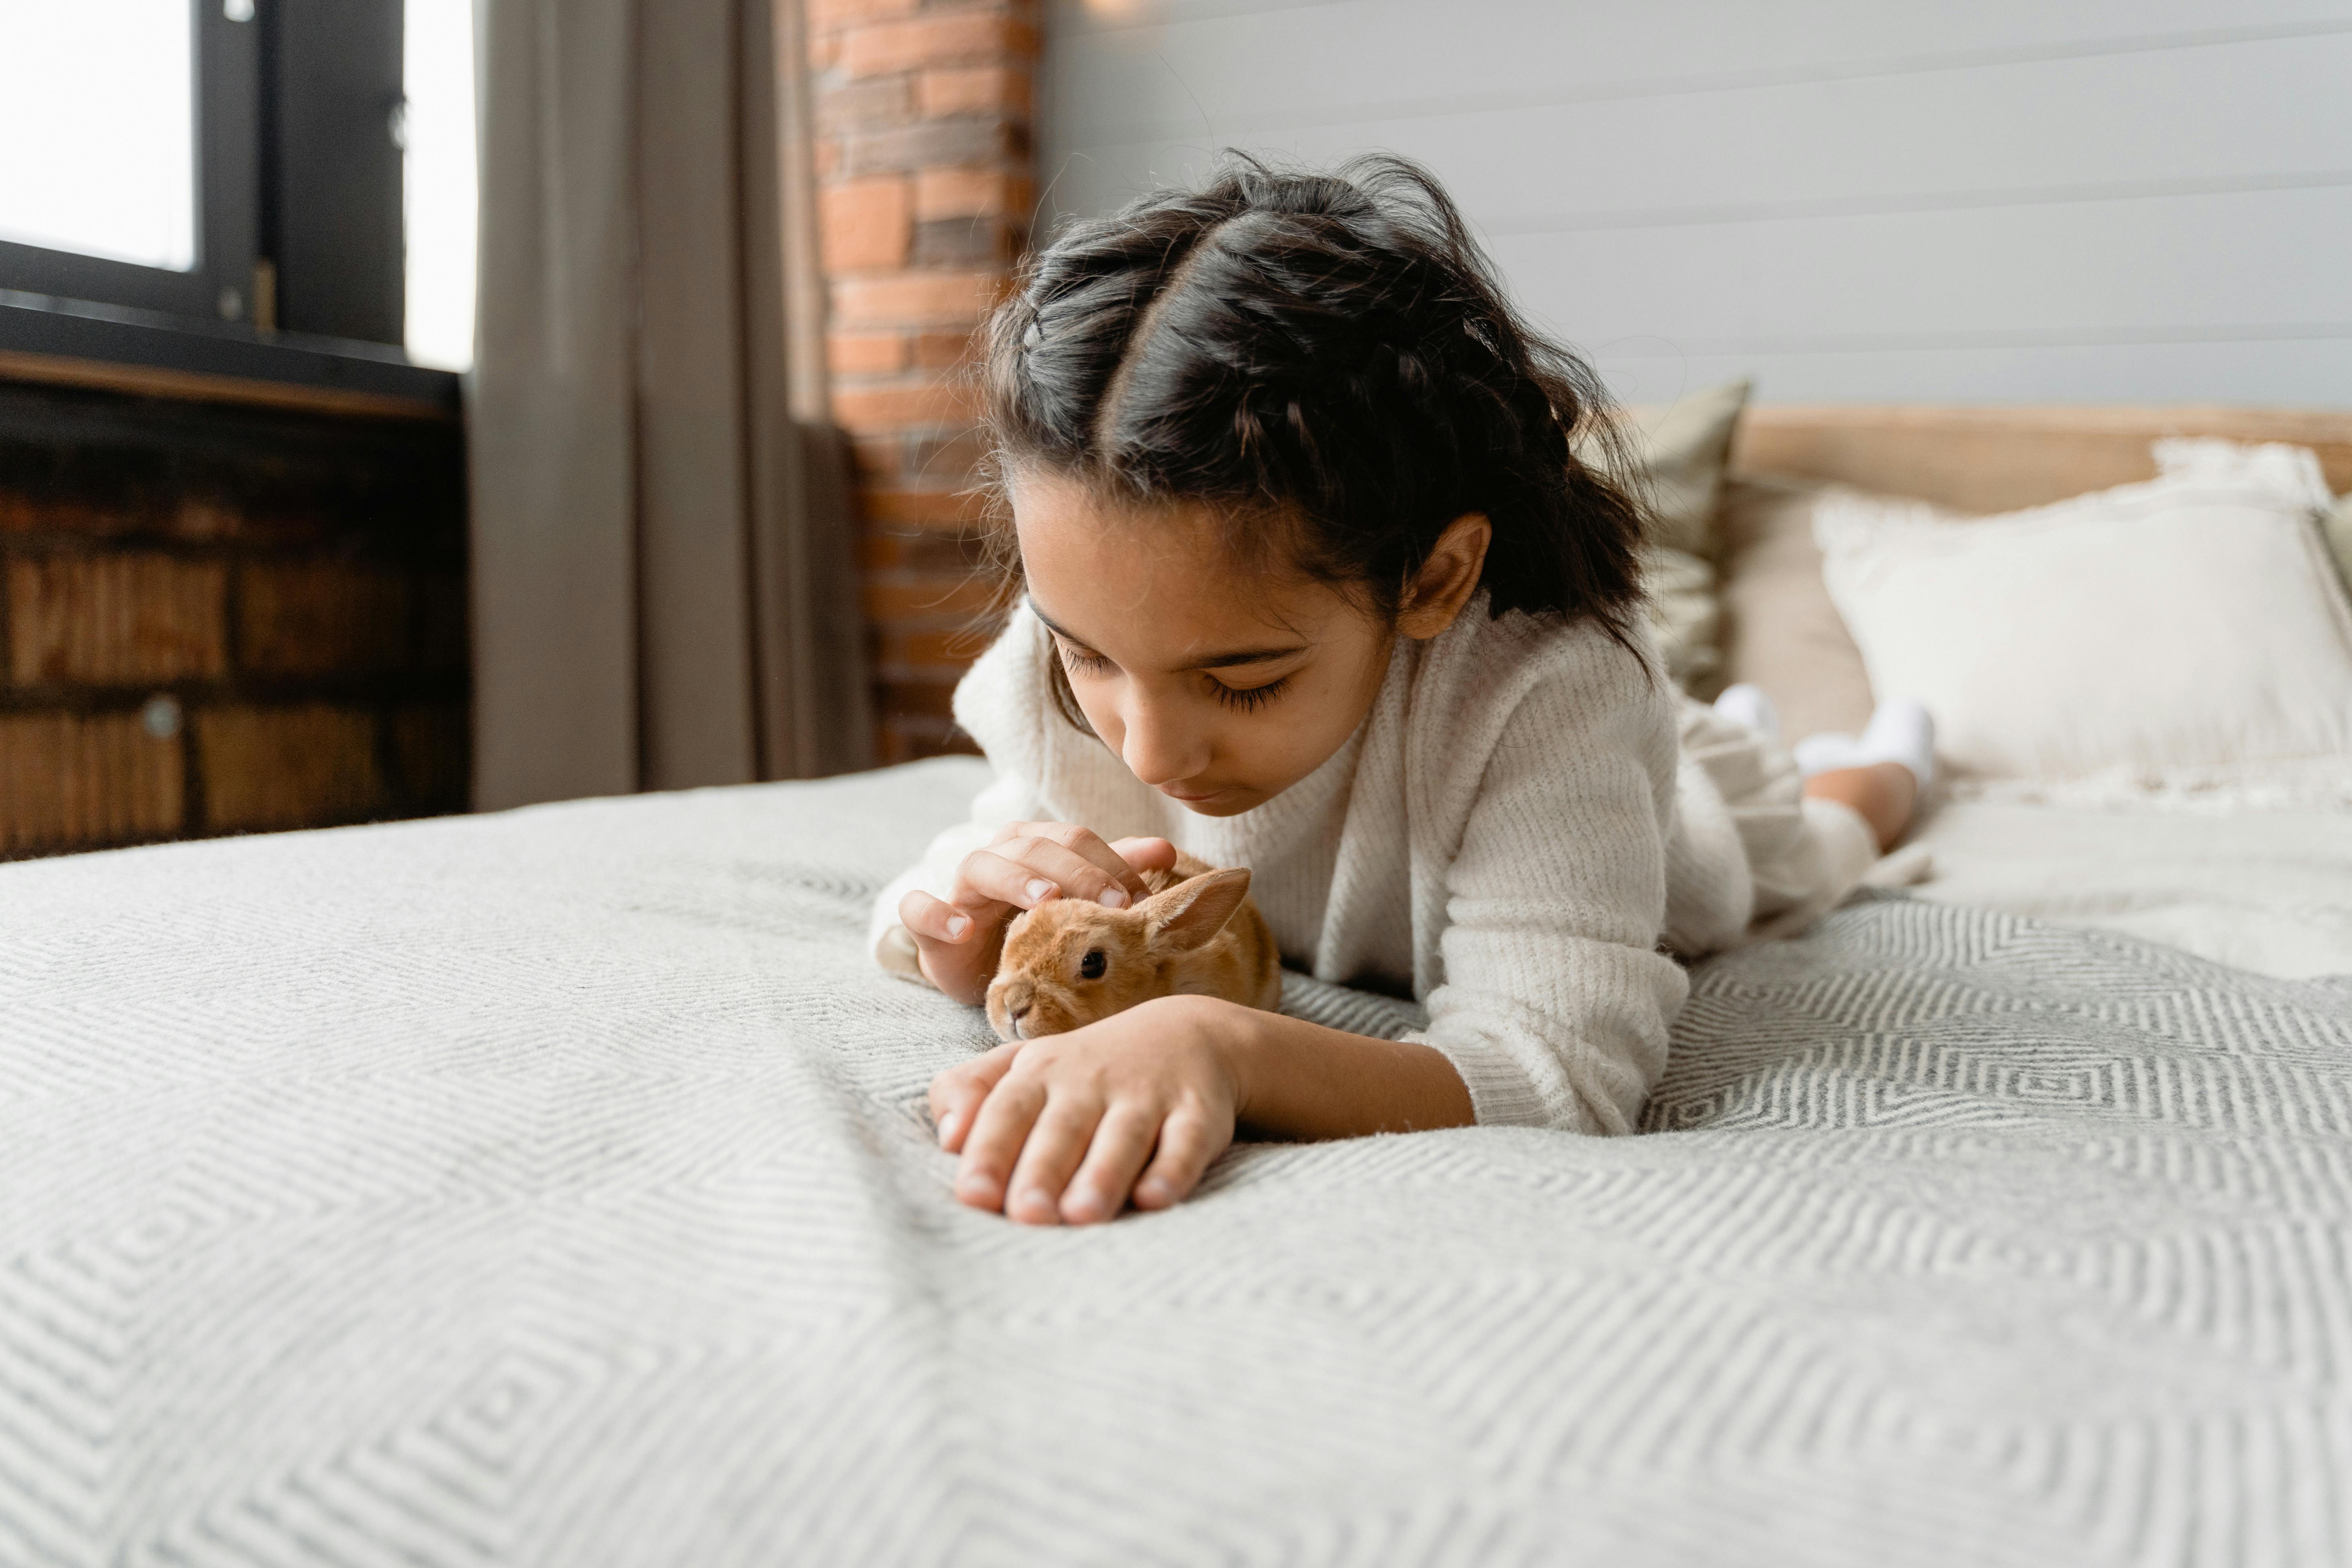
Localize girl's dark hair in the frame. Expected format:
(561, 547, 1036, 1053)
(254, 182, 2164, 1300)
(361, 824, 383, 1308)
(979, 152, 1649, 723)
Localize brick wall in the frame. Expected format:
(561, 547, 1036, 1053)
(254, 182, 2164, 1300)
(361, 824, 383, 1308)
(0, 380, 468, 857)
(809, 0, 1037, 763)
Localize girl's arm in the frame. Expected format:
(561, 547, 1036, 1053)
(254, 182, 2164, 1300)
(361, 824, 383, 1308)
(1224, 1006, 1475, 1139)
(928, 994, 1471, 1225)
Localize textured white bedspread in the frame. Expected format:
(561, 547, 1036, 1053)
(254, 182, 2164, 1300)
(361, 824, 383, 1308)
(1908, 799, 2352, 979)
(5, 757, 2351, 1566)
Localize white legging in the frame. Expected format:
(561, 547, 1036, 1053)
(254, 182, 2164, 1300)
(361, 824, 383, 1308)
(1677, 697, 1882, 948)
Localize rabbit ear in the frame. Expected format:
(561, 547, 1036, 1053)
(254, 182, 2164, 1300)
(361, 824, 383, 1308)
(1142, 867, 1252, 953)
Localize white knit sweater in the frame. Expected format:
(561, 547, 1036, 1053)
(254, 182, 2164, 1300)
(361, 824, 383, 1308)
(870, 596, 1785, 1136)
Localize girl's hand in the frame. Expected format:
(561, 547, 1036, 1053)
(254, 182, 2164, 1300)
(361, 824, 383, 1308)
(929, 994, 1241, 1225)
(898, 824, 1177, 1005)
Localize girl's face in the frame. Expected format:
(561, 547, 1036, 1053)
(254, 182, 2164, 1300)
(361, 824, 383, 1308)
(1011, 470, 1483, 817)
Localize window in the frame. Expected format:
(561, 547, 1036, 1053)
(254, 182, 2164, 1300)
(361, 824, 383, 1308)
(402, 0, 477, 372)
(0, 0, 257, 325)
(0, 1, 198, 273)
(0, 0, 476, 379)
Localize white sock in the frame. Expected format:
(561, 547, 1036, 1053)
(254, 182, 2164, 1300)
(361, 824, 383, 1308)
(1792, 697, 1937, 789)
(1711, 683, 1781, 746)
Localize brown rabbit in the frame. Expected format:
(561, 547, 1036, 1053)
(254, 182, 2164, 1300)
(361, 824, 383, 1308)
(985, 852, 1282, 1042)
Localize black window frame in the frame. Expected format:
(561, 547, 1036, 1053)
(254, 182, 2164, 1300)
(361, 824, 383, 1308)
(259, 0, 407, 345)
(0, 0, 440, 409)
(0, 0, 261, 326)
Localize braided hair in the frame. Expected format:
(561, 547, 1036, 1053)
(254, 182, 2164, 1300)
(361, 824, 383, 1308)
(979, 152, 1649, 723)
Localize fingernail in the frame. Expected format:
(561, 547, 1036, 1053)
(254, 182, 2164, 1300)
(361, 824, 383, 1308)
(1025, 879, 1054, 902)
(1098, 888, 1128, 909)
(936, 1111, 959, 1145)
(945, 914, 971, 939)
(1134, 1178, 1168, 1206)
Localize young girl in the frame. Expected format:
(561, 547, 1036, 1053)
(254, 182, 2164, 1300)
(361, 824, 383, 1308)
(869, 156, 1932, 1227)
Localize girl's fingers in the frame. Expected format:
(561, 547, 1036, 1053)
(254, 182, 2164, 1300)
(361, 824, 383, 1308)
(1132, 1105, 1226, 1211)
(990, 837, 1138, 909)
(995, 823, 1161, 900)
(900, 888, 983, 945)
(1003, 1095, 1105, 1226)
(928, 1041, 1023, 1153)
(953, 1072, 1049, 1212)
(954, 849, 1080, 911)
(1108, 836, 1179, 876)
(1060, 1104, 1161, 1225)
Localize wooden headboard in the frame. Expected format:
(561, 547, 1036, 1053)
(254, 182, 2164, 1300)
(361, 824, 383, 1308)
(1732, 405, 2352, 514)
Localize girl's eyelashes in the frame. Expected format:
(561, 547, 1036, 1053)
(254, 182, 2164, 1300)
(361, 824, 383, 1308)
(1057, 641, 1112, 675)
(1212, 675, 1291, 713)
(1058, 635, 1290, 711)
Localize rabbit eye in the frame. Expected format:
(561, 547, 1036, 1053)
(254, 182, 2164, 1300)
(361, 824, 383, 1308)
(1079, 949, 1107, 980)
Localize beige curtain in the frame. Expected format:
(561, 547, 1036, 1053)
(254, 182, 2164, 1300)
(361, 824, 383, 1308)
(469, 0, 869, 810)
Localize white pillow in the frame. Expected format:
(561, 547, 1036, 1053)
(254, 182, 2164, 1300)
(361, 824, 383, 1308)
(1814, 440, 2352, 783)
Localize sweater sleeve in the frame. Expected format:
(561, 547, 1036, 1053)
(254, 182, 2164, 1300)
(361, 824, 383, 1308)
(1411, 639, 1690, 1136)
(868, 766, 1044, 981)
(867, 610, 1051, 982)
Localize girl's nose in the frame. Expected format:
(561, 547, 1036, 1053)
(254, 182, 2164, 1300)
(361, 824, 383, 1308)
(1119, 701, 1209, 788)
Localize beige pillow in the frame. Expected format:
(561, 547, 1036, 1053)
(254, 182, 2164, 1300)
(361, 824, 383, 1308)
(1815, 440, 2352, 782)
(1713, 474, 1916, 741)
(1582, 378, 1750, 693)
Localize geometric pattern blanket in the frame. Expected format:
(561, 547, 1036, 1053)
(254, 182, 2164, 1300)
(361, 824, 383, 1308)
(2, 756, 2346, 1567)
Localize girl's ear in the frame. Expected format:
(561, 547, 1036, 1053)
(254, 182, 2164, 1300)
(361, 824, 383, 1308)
(1142, 869, 1253, 953)
(1396, 513, 1493, 640)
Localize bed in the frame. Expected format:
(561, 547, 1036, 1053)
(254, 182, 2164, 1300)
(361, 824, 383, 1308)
(4, 407, 2350, 1566)
(1725, 403, 2352, 982)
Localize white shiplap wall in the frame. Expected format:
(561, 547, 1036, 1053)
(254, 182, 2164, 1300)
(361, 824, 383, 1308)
(1037, 1, 2352, 407)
